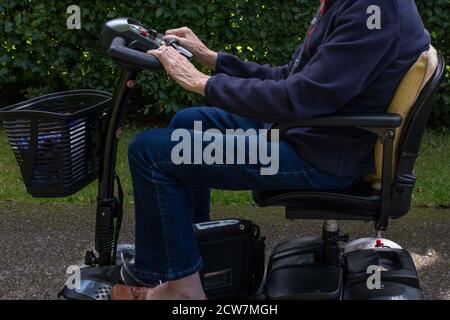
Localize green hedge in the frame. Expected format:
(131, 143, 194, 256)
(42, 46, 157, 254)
(1, 0, 449, 126)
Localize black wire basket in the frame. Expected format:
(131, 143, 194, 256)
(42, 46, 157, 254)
(0, 90, 113, 198)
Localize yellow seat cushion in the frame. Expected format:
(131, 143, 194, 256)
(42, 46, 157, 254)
(365, 45, 438, 191)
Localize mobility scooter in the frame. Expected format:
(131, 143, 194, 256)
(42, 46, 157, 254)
(0, 18, 444, 300)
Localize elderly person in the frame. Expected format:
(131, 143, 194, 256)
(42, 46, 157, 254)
(111, 0, 430, 300)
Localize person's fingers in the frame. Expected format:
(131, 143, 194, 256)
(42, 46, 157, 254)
(147, 50, 159, 57)
(148, 45, 169, 56)
(148, 50, 167, 65)
(161, 46, 179, 58)
(162, 34, 183, 43)
(166, 27, 189, 36)
(165, 28, 180, 35)
(167, 47, 186, 62)
(147, 49, 162, 58)
(166, 46, 178, 53)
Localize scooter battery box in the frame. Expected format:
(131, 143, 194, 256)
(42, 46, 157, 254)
(194, 219, 265, 299)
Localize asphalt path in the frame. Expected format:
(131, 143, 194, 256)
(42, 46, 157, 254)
(0, 202, 448, 300)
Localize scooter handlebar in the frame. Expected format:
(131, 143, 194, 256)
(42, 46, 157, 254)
(107, 36, 163, 71)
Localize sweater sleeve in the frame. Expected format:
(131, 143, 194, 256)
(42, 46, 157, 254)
(214, 45, 303, 80)
(205, 0, 400, 124)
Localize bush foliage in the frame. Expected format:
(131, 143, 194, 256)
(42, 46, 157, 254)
(1, 0, 449, 126)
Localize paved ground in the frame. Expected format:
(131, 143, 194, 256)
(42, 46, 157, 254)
(0, 201, 448, 300)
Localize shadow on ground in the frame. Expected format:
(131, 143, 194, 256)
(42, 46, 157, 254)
(0, 202, 448, 300)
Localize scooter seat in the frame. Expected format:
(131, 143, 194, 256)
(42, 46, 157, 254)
(253, 181, 379, 220)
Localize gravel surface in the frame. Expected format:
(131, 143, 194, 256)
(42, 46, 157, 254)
(0, 202, 448, 300)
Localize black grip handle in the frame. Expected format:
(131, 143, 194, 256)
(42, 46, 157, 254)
(108, 37, 162, 71)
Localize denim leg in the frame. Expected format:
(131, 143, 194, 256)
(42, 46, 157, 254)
(129, 130, 204, 282)
(129, 107, 356, 282)
(169, 107, 266, 133)
(130, 107, 268, 281)
(167, 107, 267, 223)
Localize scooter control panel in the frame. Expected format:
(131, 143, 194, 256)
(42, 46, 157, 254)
(102, 18, 193, 59)
(129, 23, 193, 59)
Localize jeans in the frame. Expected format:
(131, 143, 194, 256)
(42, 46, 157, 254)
(128, 107, 358, 282)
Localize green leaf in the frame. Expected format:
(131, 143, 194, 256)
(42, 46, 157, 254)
(156, 7, 164, 18)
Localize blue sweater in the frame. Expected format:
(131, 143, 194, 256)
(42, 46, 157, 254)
(205, 0, 430, 177)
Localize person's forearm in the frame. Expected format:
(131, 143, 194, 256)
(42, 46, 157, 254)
(212, 52, 292, 80)
(196, 48, 218, 71)
(192, 74, 211, 96)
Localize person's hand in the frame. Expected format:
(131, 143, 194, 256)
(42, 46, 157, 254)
(163, 27, 217, 70)
(148, 45, 210, 96)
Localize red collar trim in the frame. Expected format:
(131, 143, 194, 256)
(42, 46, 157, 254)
(320, 0, 328, 15)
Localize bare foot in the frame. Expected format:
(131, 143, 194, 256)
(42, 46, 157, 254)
(146, 272, 207, 300)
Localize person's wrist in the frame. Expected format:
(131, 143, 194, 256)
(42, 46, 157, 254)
(197, 48, 217, 71)
(193, 74, 211, 96)
(205, 50, 218, 71)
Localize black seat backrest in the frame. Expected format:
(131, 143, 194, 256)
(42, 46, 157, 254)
(389, 53, 445, 218)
